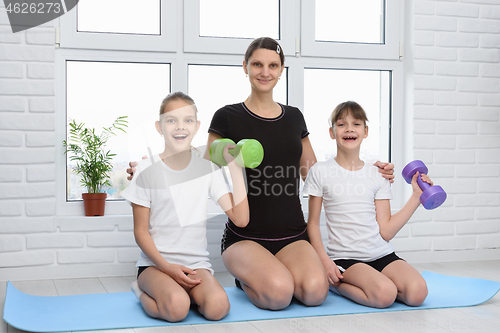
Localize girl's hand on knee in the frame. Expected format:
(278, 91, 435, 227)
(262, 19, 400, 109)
(326, 261, 343, 287)
(163, 263, 202, 288)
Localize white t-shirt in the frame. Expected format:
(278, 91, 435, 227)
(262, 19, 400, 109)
(303, 159, 393, 263)
(121, 153, 230, 274)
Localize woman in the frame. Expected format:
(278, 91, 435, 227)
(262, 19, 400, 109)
(203, 37, 394, 310)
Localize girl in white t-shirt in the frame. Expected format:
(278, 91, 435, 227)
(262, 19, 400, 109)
(122, 92, 249, 322)
(304, 101, 430, 309)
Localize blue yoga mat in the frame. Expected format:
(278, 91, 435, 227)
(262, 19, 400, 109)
(3, 271, 500, 332)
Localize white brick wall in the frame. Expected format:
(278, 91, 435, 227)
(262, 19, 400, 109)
(0, 7, 140, 280)
(398, 0, 500, 260)
(0, 1, 499, 282)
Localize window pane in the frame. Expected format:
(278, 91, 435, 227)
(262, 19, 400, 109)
(304, 68, 391, 163)
(199, 0, 279, 39)
(66, 61, 170, 201)
(77, 0, 160, 35)
(315, 0, 384, 44)
(188, 64, 287, 149)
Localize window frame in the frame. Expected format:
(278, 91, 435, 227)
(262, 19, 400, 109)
(56, 0, 406, 216)
(59, 0, 177, 52)
(300, 0, 401, 60)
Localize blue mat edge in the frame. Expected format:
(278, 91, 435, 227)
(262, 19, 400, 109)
(422, 270, 500, 307)
(4, 271, 500, 332)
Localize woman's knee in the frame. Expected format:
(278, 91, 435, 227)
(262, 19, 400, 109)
(157, 292, 190, 322)
(298, 274, 329, 306)
(259, 275, 295, 310)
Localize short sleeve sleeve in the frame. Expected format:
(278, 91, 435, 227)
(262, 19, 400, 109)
(303, 164, 323, 197)
(296, 108, 309, 139)
(375, 177, 393, 200)
(208, 107, 229, 138)
(300, 112, 309, 139)
(209, 164, 230, 204)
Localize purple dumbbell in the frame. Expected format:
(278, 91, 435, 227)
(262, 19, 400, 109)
(402, 160, 447, 210)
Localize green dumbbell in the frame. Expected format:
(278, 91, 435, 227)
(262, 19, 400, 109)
(209, 138, 264, 168)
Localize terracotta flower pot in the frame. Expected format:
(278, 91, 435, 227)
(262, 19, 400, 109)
(82, 193, 107, 216)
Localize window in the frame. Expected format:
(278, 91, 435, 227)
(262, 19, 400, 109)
(301, 0, 400, 59)
(184, 0, 295, 55)
(77, 0, 161, 35)
(304, 68, 391, 163)
(59, 0, 177, 51)
(199, 0, 279, 39)
(315, 0, 384, 44)
(65, 61, 171, 201)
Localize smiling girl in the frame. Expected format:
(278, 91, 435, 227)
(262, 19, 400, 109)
(122, 92, 249, 322)
(304, 101, 429, 309)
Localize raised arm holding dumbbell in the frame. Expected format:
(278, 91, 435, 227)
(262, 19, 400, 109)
(402, 160, 447, 210)
(209, 138, 264, 169)
(374, 159, 446, 243)
(376, 166, 435, 242)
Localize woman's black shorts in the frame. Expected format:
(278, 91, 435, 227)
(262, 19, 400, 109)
(221, 225, 309, 256)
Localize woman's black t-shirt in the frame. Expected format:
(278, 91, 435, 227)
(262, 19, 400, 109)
(208, 102, 309, 240)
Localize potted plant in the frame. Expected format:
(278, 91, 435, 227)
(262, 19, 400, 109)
(63, 116, 128, 216)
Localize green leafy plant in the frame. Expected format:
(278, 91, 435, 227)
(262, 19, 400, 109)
(62, 116, 128, 194)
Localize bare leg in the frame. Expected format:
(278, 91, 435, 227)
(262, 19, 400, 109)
(382, 260, 428, 306)
(188, 269, 230, 321)
(137, 267, 191, 322)
(336, 263, 398, 308)
(222, 240, 295, 310)
(275, 240, 329, 306)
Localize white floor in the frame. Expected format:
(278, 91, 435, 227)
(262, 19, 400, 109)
(1, 260, 500, 333)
